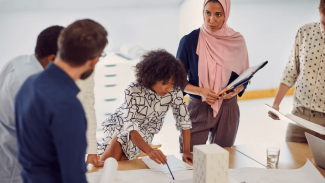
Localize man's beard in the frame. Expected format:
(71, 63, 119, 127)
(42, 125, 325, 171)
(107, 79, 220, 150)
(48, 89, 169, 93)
(80, 69, 94, 80)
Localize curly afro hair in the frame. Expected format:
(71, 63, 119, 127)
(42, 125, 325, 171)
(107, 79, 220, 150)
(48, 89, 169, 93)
(135, 49, 187, 90)
(34, 25, 64, 59)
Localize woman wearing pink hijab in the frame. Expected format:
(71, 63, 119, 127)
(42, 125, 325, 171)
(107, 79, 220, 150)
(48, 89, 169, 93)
(177, 0, 249, 152)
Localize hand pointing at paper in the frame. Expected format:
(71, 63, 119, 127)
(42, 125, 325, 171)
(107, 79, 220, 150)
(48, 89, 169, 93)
(148, 149, 167, 165)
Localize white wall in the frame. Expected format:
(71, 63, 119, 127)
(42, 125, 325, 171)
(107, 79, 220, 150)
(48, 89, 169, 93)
(179, 0, 320, 91)
(0, 6, 180, 70)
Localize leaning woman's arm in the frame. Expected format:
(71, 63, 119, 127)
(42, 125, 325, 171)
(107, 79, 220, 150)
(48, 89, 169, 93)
(181, 129, 191, 153)
(129, 130, 153, 155)
(181, 129, 193, 162)
(129, 130, 167, 164)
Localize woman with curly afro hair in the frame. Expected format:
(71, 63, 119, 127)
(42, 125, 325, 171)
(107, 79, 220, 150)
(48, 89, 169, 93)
(98, 49, 193, 164)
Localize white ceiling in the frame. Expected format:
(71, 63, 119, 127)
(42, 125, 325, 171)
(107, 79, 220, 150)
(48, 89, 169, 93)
(0, 0, 185, 10)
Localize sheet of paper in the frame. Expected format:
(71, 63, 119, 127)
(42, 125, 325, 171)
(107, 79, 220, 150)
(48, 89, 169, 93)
(87, 169, 193, 183)
(285, 114, 325, 135)
(265, 104, 325, 135)
(142, 155, 192, 174)
(225, 64, 260, 89)
(169, 179, 192, 183)
(87, 168, 240, 183)
(220, 62, 265, 94)
(229, 159, 325, 183)
(229, 176, 241, 183)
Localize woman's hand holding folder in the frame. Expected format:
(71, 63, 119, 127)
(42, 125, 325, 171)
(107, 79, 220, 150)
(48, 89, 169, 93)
(198, 85, 244, 105)
(218, 85, 244, 100)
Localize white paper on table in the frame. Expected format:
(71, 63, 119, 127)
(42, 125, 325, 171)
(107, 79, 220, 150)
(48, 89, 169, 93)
(169, 179, 192, 183)
(87, 169, 193, 183)
(229, 159, 325, 183)
(142, 155, 192, 174)
(87, 168, 241, 183)
(86, 158, 118, 183)
(265, 104, 325, 135)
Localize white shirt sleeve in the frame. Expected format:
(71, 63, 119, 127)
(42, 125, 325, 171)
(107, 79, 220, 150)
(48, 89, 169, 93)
(281, 30, 300, 88)
(76, 72, 98, 154)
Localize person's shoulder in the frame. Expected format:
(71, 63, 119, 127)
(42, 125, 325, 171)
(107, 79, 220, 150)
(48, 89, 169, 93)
(15, 72, 42, 102)
(1, 55, 29, 72)
(20, 71, 42, 89)
(187, 28, 200, 37)
(9, 55, 30, 64)
(125, 81, 144, 95)
(298, 22, 320, 32)
(181, 28, 200, 41)
(27, 72, 61, 102)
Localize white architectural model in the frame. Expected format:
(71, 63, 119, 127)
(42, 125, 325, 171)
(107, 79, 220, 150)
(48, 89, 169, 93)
(193, 144, 229, 183)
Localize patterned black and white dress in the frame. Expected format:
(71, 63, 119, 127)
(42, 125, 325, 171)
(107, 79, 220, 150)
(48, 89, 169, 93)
(98, 82, 192, 160)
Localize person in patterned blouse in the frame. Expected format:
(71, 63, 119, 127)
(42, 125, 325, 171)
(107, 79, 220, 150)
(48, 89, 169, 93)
(98, 49, 193, 164)
(269, 0, 325, 142)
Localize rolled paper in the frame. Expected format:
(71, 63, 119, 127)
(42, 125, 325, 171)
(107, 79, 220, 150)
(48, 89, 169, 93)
(87, 164, 94, 171)
(99, 158, 118, 183)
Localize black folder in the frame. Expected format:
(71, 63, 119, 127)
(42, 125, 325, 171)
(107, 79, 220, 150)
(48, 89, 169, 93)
(218, 61, 268, 95)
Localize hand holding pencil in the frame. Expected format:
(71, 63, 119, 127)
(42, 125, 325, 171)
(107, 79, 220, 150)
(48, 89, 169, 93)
(218, 85, 245, 100)
(147, 149, 167, 165)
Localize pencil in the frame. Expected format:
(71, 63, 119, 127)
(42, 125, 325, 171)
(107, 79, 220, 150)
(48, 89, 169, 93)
(165, 161, 175, 180)
(218, 86, 234, 96)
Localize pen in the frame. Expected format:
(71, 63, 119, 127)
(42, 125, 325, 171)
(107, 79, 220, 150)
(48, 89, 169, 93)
(166, 161, 175, 180)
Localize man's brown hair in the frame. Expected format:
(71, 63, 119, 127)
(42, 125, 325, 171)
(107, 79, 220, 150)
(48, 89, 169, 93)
(320, 0, 325, 14)
(57, 19, 108, 67)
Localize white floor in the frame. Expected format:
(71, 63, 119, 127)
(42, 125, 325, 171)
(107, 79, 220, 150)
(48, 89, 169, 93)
(97, 96, 294, 157)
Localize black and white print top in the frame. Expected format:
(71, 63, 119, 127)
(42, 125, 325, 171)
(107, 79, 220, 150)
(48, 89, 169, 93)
(97, 82, 192, 160)
(282, 22, 325, 113)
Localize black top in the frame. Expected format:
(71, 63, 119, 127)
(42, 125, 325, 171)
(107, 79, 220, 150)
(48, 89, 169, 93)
(176, 28, 248, 99)
(15, 63, 87, 183)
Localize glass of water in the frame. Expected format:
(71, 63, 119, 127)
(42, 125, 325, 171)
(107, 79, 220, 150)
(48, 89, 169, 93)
(267, 147, 280, 167)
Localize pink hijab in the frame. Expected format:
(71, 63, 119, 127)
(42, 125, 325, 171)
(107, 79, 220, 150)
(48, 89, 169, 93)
(197, 0, 249, 117)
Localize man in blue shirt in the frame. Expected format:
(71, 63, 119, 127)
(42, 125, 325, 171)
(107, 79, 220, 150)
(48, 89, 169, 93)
(0, 25, 63, 183)
(15, 19, 108, 183)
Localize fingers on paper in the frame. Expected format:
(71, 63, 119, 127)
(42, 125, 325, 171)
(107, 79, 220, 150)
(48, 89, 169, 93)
(151, 150, 166, 165)
(157, 150, 167, 164)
